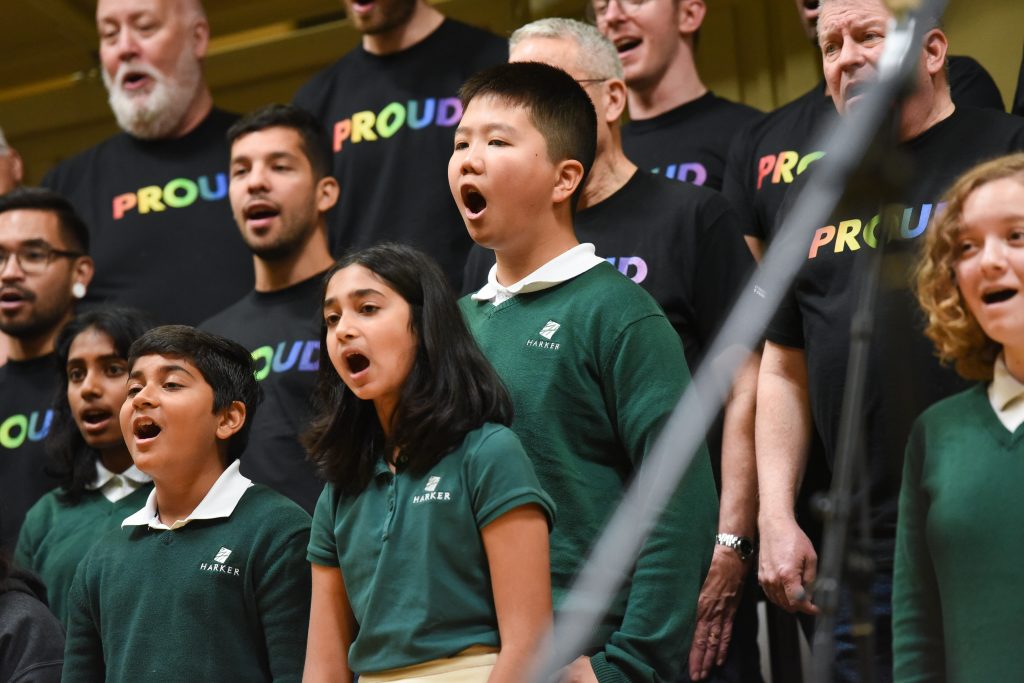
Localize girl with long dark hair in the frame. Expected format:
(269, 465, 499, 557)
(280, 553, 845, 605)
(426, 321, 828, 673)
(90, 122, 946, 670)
(15, 307, 152, 625)
(302, 244, 554, 683)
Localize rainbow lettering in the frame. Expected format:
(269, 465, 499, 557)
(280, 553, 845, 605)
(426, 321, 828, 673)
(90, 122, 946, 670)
(332, 97, 463, 153)
(0, 410, 53, 450)
(757, 150, 826, 189)
(251, 340, 319, 381)
(606, 256, 648, 284)
(111, 173, 228, 220)
(807, 202, 945, 259)
(650, 163, 708, 186)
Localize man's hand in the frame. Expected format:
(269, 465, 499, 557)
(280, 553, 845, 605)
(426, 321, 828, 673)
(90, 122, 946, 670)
(559, 656, 599, 683)
(757, 517, 819, 614)
(688, 545, 749, 680)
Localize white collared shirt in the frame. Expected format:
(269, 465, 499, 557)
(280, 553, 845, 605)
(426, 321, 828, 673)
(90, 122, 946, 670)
(121, 460, 253, 531)
(87, 461, 151, 503)
(988, 354, 1024, 432)
(471, 243, 606, 306)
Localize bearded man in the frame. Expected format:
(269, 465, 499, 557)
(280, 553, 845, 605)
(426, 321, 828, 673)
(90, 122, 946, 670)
(42, 0, 252, 325)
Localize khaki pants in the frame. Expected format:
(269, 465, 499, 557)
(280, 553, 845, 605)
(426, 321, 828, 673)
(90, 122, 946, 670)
(359, 646, 499, 683)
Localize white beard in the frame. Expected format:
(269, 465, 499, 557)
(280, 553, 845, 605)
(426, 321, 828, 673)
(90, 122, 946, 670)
(103, 49, 203, 140)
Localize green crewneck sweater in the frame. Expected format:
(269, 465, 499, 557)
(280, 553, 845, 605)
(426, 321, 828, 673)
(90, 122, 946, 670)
(16, 484, 153, 627)
(894, 383, 1024, 682)
(461, 262, 718, 683)
(63, 484, 311, 681)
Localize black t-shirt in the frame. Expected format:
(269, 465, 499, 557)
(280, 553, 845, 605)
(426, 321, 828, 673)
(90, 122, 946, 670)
(463, 170, 754, 468)
(293, 19, 507, 290)
(199, 272, 325, 513)
(763, 106, 1024, 546)
(0, 355, 60, 553)
(948, 55, 1005, 112)
(621, 91, 762, 192)
(724, 56, 1005, 243)
(41, 109, 254, 325)
(723, 83, 836, 242)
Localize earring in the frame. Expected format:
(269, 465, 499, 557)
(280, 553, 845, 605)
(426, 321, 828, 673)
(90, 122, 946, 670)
(72, 282, 87, 299)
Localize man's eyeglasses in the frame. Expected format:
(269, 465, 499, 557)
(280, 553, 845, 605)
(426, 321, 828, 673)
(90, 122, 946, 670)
(575, 78, 610, 86)
(592, 0, 654, 19)
(0, 244, 82, 275)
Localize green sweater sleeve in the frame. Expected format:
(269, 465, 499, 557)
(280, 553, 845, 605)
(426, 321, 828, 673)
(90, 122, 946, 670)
(590, 315, 719, 683)
(892, 419, 945, 682)
(255, 514, 312, 682)
(62, 551, 106, 681)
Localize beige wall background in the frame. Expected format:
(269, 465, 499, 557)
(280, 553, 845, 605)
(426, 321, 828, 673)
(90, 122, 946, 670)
(1, 0, 1020, 185)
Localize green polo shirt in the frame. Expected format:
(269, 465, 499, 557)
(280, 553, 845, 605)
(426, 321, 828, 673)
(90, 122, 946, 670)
(308, 422, 555, 674)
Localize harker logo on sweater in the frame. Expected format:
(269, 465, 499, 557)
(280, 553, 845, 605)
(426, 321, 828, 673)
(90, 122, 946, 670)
(199, 547, 241, 576)
(526, 320, 562, 351)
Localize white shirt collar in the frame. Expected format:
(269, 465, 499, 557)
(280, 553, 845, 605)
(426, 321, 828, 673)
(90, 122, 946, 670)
(988, 354, 1024, 431)
(121, 460, 253, 531)
(89, 460, 151, 490)
(471, 243, 605, 306)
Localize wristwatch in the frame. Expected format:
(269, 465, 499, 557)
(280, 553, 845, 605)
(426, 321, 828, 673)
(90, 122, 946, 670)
(715, 533, 756, 561)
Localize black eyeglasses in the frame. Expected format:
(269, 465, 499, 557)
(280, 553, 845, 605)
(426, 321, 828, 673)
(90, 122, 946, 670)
(0, 244, 82, 275)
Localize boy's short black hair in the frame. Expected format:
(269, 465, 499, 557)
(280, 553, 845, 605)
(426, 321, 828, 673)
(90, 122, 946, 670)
(459, 62, 597, 206)
(0, 186, 90, 253)
(227, 103, 332, 179)
(127, 325, 263, 464)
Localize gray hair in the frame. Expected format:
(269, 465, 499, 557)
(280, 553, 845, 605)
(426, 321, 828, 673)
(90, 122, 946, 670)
(510, 17, 624, 81)
(0, 127, 8, 151)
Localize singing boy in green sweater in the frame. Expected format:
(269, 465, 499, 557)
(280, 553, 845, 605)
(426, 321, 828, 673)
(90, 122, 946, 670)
(63, 325, 311, 681)
(451, 62, 719, 683)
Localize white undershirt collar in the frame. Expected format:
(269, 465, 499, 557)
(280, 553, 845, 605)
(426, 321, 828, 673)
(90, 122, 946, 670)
(988, 354, 1024, 432)
(121, 460, 253, 531)
(471, 243, 605, 306)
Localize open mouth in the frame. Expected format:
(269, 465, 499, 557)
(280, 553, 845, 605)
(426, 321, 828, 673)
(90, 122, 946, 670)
(461, 187, 487, 217)
(81, 409, 113, 428)
(133, 417, 162, 441)
(982, 289, 1017, 305)
(120, 71, 152, 92)
(244, 203, 281, 229)
(0, 288, 28, 309)
(614, 38, 641, 55)
(346, 352, 370, 375)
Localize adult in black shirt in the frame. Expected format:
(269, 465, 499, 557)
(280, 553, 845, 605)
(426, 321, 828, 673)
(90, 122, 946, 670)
(724, 0, 1005, 261)
(200, 105, 338, 514)
(0, 188, 94, 553)
(755, 2, 1024, 681)
(293, 0, 506, 290)
(464, 20, 760, 682)
(42, 0, 252, 325)
(1015, 43, 1024, 117)
(590, 0, 761, 191)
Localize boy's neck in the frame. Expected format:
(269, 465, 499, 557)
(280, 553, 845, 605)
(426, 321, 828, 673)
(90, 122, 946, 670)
(152, 458, 227, 527)
(493, 219, 579, 286)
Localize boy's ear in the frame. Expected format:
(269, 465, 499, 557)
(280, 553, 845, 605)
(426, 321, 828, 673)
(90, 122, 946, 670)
(552, 159, 586, 206)
(215, 400, 247, 441)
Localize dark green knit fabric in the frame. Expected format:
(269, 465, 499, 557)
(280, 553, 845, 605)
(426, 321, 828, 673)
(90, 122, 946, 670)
(16, 485, 153, 627)
(894, 383, 1024, 682)
(461, 262, 718, 683)
(63, 485, 311, 682)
